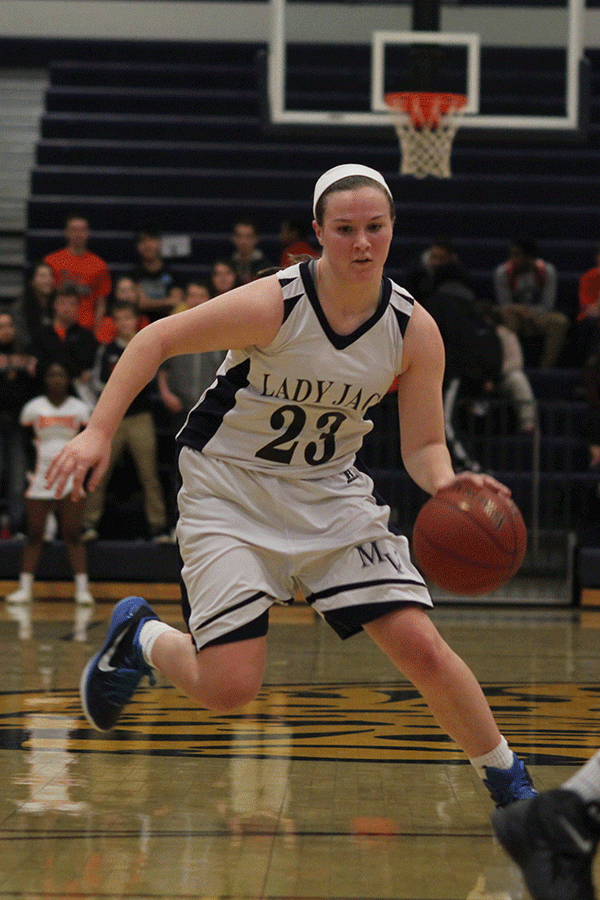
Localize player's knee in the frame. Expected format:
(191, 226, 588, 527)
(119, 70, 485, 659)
(393, 619, 450, 681)
(408, 628, 449, 679)
(189, 659, 263, 712)
(195, 677, 261, 712)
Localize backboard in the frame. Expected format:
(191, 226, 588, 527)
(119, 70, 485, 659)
(266, 0, 587, 136)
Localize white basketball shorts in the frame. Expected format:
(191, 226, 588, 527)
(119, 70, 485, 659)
(176, 446, 432, 650)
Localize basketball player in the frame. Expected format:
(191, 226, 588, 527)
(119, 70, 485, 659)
(47, 164, 536, 809)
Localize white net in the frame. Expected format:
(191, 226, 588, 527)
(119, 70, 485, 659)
(385, 93, 466, 178)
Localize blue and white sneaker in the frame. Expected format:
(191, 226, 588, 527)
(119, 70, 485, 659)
(484, 751, 538, 807)
(80, 596, 159, 731)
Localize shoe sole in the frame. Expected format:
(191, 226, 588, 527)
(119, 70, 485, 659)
(80, 652, 103, 730)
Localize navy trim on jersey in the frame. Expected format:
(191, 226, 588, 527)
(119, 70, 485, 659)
(177, 357, 251, 452)
(305, 577, 427, 605)
(282, 291, 304, 324)
(198, 590, 271, 630)
(299, 260, 392, 350)
(390, 288, 413, 337)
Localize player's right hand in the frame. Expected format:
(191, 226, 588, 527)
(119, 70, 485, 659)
(46, 426, 111, 501)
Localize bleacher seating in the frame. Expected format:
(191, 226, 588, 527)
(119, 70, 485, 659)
(361, 364, 600, 582)
(4, 34, 600, 593)
(23, 40, 600, 323)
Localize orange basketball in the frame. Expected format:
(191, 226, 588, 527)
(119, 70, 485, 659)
(412, 483, 527, 595)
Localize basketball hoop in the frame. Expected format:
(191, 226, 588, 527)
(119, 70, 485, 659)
(384, 91, 467, 178)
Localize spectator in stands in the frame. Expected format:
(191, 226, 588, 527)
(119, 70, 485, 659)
(169, 279, 212, 316)
(493, 236, 569, 369)
(44, 213, 112, 337)
(573, 240, 600, 365)
(279, 215, 320, 268)
(4, 358, 93, 605)
(422, 261, 503, 472)
(209, 259, 240, 296)
(583, 346, 600, 473)
(111, 274, 149, 321)
(96, 275, 151, 345)
(81, 301, 169, 543)
(157, 281, 226, 429)
(30, 283, 98, 409)
(12, 261, 55, 347)
(404, 237, 463, 305)
(478, 301, 538, 435)
(0, 309, 37, 538)
(229, 219, 271, 284)
(157, 280, 226, 528)
(132, 225, 184, 322)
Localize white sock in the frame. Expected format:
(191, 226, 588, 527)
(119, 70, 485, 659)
(74, 573, 89, 592)
(138, 620, 175, 667)
(564, 750, 600, 804)
(470, 736, 514, 778)
(19, 573, 33, 594)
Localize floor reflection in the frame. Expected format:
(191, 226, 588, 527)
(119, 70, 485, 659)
(0, 594, 598, 898)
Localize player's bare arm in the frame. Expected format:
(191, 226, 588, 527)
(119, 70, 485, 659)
(46, 277, 285, 499)
(397, 303, 454, 495)
(398, 303, 509, 498)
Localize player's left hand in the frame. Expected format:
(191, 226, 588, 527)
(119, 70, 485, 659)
(446, 470, 511, 498)
(46, 425, 112, 501)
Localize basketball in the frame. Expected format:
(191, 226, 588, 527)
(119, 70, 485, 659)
(412, 483, 527, 595)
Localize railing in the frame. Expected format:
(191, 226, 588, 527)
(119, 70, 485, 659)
(362, 390, 595, 577)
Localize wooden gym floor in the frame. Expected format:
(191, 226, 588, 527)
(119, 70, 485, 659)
(1, 578, 599, 900)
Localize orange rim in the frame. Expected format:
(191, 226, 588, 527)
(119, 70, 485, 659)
(385, 91, 467, 128)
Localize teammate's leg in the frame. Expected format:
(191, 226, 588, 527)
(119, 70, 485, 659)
(57, 496, 93, 604)
(492, 753, 600, 900)
(5, 498, 48, 602)
(364, 604, 536, 805)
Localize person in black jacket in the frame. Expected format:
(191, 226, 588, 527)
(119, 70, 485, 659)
(29, 282, 98, 408)
(0, 309, 37, 536)
(421, 261, 503, 472)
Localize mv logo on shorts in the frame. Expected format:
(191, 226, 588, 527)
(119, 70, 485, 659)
(356, 540, 405, 572)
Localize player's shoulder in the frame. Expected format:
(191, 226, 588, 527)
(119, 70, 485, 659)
(385, 276, 415, 336)
(387, 276, 415, 309)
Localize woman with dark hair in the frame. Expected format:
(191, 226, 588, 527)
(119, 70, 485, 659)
(13, 261, 56, 346)
(5, 359, 93, 605)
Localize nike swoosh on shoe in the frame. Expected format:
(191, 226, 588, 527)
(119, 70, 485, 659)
(558, 815, 595, 853)
(97, 627, 130, 673)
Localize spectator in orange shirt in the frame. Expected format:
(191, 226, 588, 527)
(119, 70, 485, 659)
(279, 215, 320, 268)
(574, 240, 600, 364)
(44, 214, 112, 337)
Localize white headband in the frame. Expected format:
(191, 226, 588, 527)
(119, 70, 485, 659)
(312, 164, 393, 217)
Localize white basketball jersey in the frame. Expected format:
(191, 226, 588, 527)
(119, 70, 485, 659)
(177, 260, 414, 478)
